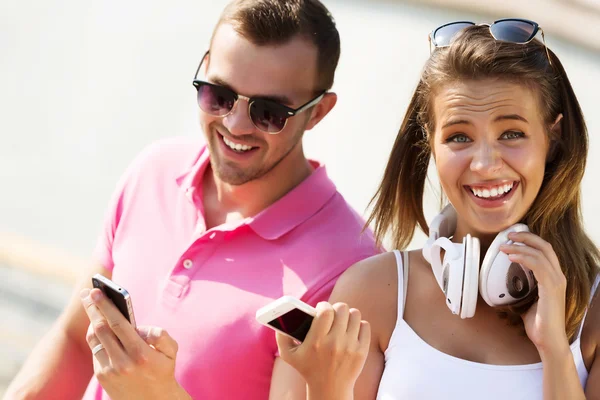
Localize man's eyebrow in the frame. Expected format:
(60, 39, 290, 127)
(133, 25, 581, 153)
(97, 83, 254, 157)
(210, 76, 230, 88)
(258, 94, 293, 105)
(210, 76, 292, 105)
(494, 114, 529, 124)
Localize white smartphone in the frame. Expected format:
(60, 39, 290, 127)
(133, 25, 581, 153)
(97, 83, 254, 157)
(256, 296, 316, 342)
(91, 274, 137, 328)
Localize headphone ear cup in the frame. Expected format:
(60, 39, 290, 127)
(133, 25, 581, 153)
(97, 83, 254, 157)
(460, 235, 480, 319)
(480, 224, 533, 306)
(442, 244, 466, 316)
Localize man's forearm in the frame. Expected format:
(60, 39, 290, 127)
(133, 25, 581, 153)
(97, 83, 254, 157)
(4, 324, 93, 400)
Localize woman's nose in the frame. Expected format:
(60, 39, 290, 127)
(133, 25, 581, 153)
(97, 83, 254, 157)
(470, 141, 503, 175)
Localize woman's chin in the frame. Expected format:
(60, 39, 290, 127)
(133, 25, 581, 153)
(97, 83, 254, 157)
(463, 210, 525, 236)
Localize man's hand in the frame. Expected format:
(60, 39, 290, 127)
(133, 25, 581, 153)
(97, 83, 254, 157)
(80, 288, 191, 400)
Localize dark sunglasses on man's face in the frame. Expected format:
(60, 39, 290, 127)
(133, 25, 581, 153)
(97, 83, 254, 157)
(429, 18, 551, 62)
(192, 51, 326, 134)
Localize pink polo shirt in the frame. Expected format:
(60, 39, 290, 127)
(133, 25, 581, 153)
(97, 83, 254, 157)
(81, 137, 379, 399)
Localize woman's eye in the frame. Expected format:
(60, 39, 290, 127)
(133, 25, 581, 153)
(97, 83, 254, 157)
(446, 134, 471, 143)
(501, 131, 525, 140)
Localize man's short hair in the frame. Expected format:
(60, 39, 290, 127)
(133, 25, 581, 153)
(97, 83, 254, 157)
(213, 0, 341, 91)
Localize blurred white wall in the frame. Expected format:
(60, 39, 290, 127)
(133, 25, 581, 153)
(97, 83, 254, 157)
(1, 0, 599, 267)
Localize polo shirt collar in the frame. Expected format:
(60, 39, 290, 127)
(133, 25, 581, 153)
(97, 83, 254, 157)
(247, 162, 337, 240)
(175, 149, 337, 241)
(175, 146, 211, 192)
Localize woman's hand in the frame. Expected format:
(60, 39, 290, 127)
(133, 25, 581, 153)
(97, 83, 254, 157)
(500, 232, 569, 357)
(80, 288, 191, 400)
(276, 302, 370, 399)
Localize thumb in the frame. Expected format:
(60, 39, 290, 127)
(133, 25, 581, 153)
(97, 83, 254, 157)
(275, 332, 301, 363)
(137, 326, 179, 360)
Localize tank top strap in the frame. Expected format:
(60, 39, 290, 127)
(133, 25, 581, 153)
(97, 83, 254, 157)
(576, 274, 600, 339)
(392, 250, 410, 321)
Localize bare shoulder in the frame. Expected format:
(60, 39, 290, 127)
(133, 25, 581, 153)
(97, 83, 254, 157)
(329, 252, 399, 351)
(330, 252, 398, 304)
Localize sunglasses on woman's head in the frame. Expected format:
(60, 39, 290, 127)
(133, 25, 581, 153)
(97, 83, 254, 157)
(429, 18, 551, 63)
(192, 51, 326, 134)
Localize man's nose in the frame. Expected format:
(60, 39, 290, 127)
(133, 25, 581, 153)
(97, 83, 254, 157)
(223, 97, 255, 136)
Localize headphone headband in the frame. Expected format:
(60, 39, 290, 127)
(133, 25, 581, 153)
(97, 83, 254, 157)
(430, 204, 457, 239)
(423, 204, 457, 264)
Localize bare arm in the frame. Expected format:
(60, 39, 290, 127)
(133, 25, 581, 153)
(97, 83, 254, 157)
(540, 348, 586, 400)
(269, 253, 394, 400)
(583, 285, 600, 399)
(328, 256, 388, 400)
(269, 353, 384, 400)
(585, 353, 600, 399)
(269, 357, 306, 400)
(501, 233, 589, 400)
(4, 264, 111, 400)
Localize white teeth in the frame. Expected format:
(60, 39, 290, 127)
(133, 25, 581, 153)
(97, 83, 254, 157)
(470, 182, 515, 199)
(223, 136, 253, 152)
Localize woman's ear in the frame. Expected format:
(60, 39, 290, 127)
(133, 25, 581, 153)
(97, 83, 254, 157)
(551, 113, 563, 133)
(547, 113, 563, 162)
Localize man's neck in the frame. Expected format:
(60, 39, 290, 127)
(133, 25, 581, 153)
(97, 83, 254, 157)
(202, 154, 314, 229)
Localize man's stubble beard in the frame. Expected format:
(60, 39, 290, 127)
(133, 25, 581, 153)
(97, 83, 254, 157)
(209, 122, 307, 186)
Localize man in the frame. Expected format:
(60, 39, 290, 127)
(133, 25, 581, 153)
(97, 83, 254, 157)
(5, 1, 379, 398)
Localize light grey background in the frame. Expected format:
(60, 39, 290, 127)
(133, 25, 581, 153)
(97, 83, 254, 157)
(1, 0, 598, 257)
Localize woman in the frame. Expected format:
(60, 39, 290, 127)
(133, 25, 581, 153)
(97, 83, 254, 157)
(271, 20, 600, 399)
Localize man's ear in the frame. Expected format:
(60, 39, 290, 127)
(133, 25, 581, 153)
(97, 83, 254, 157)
(547, 113, 563, 162)
(304, 92, 337, 131)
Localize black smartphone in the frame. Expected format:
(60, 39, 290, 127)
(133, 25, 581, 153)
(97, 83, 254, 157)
(91, 274, 137, 328)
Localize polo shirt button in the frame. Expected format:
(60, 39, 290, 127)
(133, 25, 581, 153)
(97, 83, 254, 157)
(183, 259, 193, 269)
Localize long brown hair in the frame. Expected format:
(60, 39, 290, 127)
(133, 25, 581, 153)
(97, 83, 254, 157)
(367, 25, 599, 339)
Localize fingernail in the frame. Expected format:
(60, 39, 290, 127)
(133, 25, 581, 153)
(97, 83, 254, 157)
(137, 327, 149, 339)
(90, 289, 103, 302)
(80, 288, 90, 299)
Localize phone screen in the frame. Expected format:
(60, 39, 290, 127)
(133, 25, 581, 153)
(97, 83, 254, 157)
(268, 308, 314, 342)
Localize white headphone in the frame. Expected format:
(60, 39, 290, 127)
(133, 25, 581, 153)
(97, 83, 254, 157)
(422, 204, 537, 319)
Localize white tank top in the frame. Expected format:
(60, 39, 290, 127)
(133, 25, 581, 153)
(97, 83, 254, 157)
(376, 250, 600, 399)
